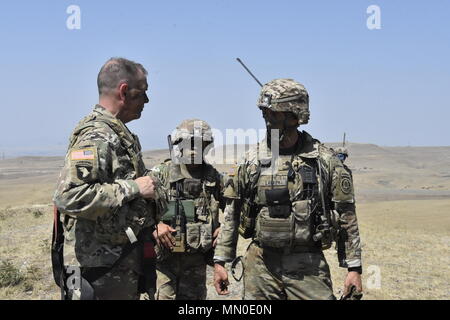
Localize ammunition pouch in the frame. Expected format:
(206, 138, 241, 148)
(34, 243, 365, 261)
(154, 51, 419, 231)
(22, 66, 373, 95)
(238, 200, 258, 239)
(265, 188, 291, 218)
(156, 220, 215, 260)
(161, 200, 196, 223)
(185, 222, 214, 252)
(255, 207, 293, 248)
(238, 163, 262, 239)
(292, 200, 314, 246)
(254, 199, 316, 249)
(159, 172, 221, 255)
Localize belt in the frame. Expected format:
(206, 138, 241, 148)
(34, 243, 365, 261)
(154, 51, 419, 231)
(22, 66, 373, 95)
(253, 240, 322, 254)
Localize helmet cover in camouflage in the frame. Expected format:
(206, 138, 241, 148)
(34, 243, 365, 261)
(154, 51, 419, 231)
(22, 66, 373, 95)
(171, 118, 214, 145)
(257, 78, 310, 125)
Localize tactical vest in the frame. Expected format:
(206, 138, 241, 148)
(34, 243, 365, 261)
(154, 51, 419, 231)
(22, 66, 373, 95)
(160, 164, 221, 254)
(238, 138, 333, 251)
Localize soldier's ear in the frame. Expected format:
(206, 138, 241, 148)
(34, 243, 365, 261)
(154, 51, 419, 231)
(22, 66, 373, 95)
(118, 83, 128, 101)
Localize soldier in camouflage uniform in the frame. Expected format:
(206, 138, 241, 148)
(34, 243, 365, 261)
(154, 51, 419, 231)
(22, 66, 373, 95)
(151, 119, 224, 300)
(53, 57, 167, 300)
(335, 146, 349, 163)
(213, 79, 363, 300)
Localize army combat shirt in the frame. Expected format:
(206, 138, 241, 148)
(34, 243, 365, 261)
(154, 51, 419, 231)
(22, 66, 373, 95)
(53, 105, 164, 268)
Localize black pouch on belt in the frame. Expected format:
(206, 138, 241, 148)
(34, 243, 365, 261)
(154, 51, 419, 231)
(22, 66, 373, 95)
(265, 188, 291, 218)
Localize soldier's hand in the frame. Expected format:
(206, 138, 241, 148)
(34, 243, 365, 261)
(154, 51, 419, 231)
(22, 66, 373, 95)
(214, 263, 229, 295)
(343, 271, 363, 296)
(135, 176, 156, 199)
(152, 223, 176, 250)
(212, 227, 221, 248)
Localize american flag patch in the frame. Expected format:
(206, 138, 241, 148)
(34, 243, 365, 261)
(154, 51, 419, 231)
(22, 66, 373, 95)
(71, 148, 95, 160)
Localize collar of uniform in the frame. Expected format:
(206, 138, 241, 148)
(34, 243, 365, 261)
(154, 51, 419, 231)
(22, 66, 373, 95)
(168, 162, 189, 183)
(259, 130, 320, 160)
(296, 131, 321, 159)
(93, 104, 116, 120)
(93, 104, 135, 145)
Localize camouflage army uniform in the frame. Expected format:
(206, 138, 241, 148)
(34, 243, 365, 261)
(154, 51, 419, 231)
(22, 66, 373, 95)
(53, 104, 166, 300)
(151, 160, 223, 300)
(214, 79, 362, 300)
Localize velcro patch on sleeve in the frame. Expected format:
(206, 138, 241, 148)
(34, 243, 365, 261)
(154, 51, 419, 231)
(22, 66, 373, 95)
(71, 148, 95, 161)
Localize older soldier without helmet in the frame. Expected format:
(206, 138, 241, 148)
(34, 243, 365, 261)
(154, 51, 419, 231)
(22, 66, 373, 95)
(150, 119, 224, 299)
(213, 79, 363, 300)
(53, 57, 166, 300)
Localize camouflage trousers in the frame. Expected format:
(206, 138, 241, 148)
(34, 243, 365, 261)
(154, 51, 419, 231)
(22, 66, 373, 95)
(243, 242, 335, 300)
(89, 264, 140, 300)
(82, 248, 142, 300)
(155, 252, 207, 300)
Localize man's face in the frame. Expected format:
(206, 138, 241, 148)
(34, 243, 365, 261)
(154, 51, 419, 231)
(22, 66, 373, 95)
(121, 75, 149, 123)
(177, 138, 210, 165)
(262, 109, 298, 130)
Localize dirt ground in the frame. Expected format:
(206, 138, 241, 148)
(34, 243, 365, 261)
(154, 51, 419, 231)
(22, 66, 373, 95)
(0, 144, 449, 300)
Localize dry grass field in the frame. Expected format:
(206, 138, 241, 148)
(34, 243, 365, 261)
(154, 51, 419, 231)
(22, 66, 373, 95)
(0, 144, 449, 300)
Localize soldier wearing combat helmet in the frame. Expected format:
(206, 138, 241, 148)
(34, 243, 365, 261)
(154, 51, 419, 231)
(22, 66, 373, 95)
(335, 146, 349, 163)
(150, 119, 224, 300)
(213, 79, 363, 300)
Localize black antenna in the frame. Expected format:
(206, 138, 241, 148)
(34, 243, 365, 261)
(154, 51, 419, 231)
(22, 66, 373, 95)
(236, 58, 263, 87)
(343, 132, 346, 147)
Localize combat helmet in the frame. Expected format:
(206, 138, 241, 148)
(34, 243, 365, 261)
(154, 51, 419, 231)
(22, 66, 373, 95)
(171, 118, 214, 146)
(257, 78, 310, 125)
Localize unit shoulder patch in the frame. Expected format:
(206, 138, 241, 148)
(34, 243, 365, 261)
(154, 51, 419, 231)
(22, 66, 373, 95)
(340, 173, 352, 194)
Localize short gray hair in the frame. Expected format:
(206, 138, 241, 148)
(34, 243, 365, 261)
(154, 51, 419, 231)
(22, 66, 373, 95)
(97, 57, 148, 95)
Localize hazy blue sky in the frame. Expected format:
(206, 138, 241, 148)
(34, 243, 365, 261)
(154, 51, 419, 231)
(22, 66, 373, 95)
(0, 0, 449, 156)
